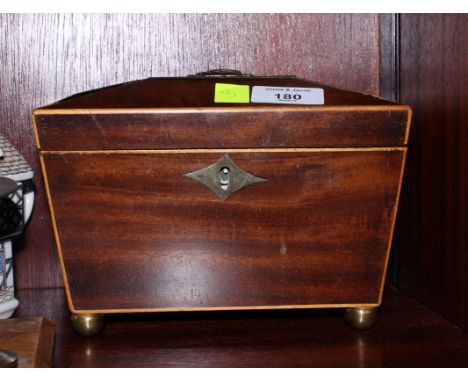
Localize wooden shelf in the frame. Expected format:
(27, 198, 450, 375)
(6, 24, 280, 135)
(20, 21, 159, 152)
(13, 285, 468, 367)
(0, 317, 55, 367)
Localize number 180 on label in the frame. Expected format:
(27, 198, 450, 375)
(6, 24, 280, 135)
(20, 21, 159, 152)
(251, 86, 324, 105)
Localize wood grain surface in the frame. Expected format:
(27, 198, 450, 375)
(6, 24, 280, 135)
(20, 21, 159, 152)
(0, 317, 55, 367)
(378, 14, 399, 102)
(395, 14, 468, 331)
(14, 286, 468, 367)
(38, 77, 393, 110)
(41, 150, 404, 312)
(0, 14, 382, 290)
(35, 109, 410, 151)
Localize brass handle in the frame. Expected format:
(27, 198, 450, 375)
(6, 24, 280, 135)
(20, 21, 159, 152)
(188, 69, 297, 80)
(189, 69, 252, 77)
(183, 154, 267, 201)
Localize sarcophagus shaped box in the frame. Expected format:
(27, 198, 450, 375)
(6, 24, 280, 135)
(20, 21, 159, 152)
(33, 73, 411, 335)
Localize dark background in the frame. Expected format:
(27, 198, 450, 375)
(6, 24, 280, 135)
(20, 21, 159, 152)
(1, 14, 467, 331)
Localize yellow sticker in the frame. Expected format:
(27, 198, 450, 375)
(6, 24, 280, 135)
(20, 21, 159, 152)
(214, 83, 250, 103)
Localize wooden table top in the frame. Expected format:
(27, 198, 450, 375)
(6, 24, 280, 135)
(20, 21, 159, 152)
(0, 317, 54, 367)
(13, 285, 468, 367)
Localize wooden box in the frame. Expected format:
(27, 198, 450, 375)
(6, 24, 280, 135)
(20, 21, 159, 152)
(33, 74, 411, 334)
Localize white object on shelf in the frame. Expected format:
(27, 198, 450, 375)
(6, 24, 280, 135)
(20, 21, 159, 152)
(0, 297, 19, 319)
(0, 241, 18, 318)
(0, 134, 34, 319)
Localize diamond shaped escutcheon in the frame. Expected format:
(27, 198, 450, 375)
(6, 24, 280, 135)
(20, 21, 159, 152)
(183, 154, 267, 201)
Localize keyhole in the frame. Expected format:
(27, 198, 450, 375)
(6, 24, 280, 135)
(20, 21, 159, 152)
(220, 167, 230, 190)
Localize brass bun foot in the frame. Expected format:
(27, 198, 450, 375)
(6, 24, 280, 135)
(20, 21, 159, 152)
(70, 313, 105, 336)
(344, 307, 378, 330)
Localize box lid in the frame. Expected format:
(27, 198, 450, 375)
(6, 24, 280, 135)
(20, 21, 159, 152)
(38, 76, 397, 110)
(34, 75, 411, 151)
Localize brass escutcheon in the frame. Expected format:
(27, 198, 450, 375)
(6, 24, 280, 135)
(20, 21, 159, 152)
(183, 154, 267, 201)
